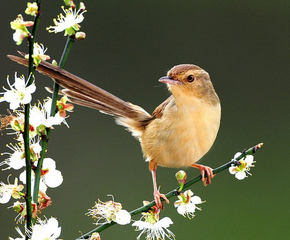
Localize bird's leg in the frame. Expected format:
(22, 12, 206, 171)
(191, 163, 214, 186)
(149, 160, 169, 210)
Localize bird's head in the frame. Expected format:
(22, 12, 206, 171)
(159, 64, 219, 105)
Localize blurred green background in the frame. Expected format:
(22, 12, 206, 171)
(0, 0, 289, 239)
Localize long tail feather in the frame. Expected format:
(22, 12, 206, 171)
(8, 55, 153, 136)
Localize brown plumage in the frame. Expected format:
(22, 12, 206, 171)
(8, 55, 221, 209)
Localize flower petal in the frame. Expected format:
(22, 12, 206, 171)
(245, 155, 254, 166)
(26, 84, 36, 94)
(42, 158, 56, 170)
(44, 170, 63, 188)
(185, 189, 193, 197)
(9, 101, 20, 110)
(191, 196, 202, 204)
(234, 152, 241, 159)
(132, 220, 152, 230)
(186, 203, 197, 213)
(229, 166, 237, 174)
(21, 93, 32, 104)
(0, 190, 12, 204)
(156, 217, 173, 229)
(176, 205, 186, 215)
(115, 209, 131, 225)
(235, 171, 246, 180)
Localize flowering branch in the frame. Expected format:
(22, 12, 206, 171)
(1, 2, 84, 239)
(48, 0, 82, 116)
(32, 1, 81, 204)
(32, 34, 74, 204)
(24, 0, 41, 232)
(76, 143, 264, 239)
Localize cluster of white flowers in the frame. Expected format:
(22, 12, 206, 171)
(86, 191, 204, 240)
(0, 71, 67, 238)
(10, 14, 34, 45)
(85, 153, 256, 240)
(129, 152, 257, 240)
(0, 74, 67, 194)
(1, 9, 77, 237)
(2, 2, 87, 239)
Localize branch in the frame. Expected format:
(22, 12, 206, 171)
(33, 1, 80, 205)
(24, 0, 42, 233)
(76, 143, 264, 239)
(33, 36, 75, 202)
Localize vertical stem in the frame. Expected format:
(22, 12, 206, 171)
(33, 4, 79, 202)
(24, 1, 42, 235)
(33, 0, 82, 227)
(23, 103, 32, 234)
(34, 36, 75, 201)
(50, 36, 75, 116)
(50, 0, 80, 116)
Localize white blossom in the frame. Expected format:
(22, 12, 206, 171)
(47, 6, 86, 36)
(132, 217, 175, 240)
(229, 152, 255, 180)
(0, 73, 36, 110)
(115, 209, 131, 225)
(174, 190, 204, 219)
(0, 177, 23, 204)
(30, 217, 61, 240)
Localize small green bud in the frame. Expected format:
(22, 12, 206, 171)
(175, 170, 187, 191)
(36, 124, 47, 137)
(52, 59, 58, 66)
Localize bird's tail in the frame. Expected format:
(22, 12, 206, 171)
(8, 54, 153, 138)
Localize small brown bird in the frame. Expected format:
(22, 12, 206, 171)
(8, 55, 221, 209)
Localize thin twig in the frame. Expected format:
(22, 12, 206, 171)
(24, 0, 42, 233)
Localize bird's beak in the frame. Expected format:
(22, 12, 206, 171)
(158, 76, 181, 85)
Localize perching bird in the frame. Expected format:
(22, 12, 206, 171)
(8, 55, 221, 209)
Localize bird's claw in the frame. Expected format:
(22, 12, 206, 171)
(154, 189, 169, 210)
(199, 165, 214, 186)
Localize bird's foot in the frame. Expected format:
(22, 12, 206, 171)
(154, 189, 169, 210)
(191, 163, 214, 186)
(199, 165, 214, 186)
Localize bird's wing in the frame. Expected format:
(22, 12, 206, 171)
(152, 95, 174, 118)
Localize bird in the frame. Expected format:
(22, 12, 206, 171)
(8, 54, 221, 209)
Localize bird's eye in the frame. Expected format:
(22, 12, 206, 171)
(187, 75, 195, 82)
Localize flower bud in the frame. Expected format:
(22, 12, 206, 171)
(36, 124, 47, 137)
(38, 191, 52, 211)
(90, 232, 101, 240)
(64, 0, 74, 7)
(75, 31, 86, 40)
(80, 2, 86, 11)
(175, 170, 187, 191)
(52, 59, 58, 66)
(25, 2, 38, 16)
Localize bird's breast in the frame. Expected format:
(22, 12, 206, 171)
(141, 100, 221, 168)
